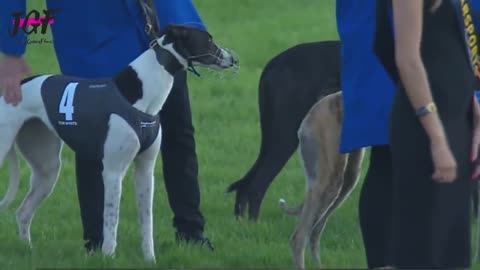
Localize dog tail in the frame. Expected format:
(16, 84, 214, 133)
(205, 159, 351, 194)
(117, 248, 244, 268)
(278, 198, 303, 216)
(0, 146, 20, 209)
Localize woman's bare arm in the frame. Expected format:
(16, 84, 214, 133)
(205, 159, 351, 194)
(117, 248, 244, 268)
(392, 0, 447, 142)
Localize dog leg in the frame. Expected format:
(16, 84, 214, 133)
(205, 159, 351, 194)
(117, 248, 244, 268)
(101, 115, 140, 257)
(291, 143, 341, 267)
(309, 149, 365, 267)
(101, 170, 126, 256)
(290, 92, 347, 269)
(14, 119, 62, 246)
(290, 174, 346, 270)
(291, 136, 346, 269)
(0, 119, 23, 170)
(229, 133, 300, 220)
(133, 133, 161, 262)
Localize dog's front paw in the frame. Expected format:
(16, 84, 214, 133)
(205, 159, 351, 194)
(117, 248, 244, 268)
(19, 235, 32, 248)
(142, 243, 156, 262)
(144, 252, 156, 263)
(16, 220, 32, 247)
(17, 229, 31, 246)
(101, 241, 117, 257)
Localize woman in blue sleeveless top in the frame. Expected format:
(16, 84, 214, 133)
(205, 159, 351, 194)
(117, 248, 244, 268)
(373, 0, 479, 268)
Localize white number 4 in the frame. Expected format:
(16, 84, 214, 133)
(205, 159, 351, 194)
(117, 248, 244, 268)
(59, 82, 78, 121)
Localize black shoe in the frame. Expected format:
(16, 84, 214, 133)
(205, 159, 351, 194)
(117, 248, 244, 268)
(84, 238, 103, 254)
(175, 231, 214, 251)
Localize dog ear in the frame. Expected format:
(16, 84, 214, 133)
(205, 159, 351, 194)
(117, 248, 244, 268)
(166, 24, 188, 39)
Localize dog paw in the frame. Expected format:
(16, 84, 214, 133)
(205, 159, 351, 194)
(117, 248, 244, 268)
(17, 230, 32, 247)
(142, 244, 156, 262)
(19, 237, 32, 248)
(101, 241, 117, 257)
(144, 253, 156, 263)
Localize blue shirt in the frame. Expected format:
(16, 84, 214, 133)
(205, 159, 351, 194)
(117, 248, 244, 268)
(336, 0, 396, 153)
(0, 0, 206, 78)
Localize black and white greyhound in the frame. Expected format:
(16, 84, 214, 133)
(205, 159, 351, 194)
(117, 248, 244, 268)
(0, 24, 237, 261)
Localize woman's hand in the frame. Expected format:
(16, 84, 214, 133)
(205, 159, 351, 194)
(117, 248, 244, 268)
(471, 96, 480, 179)
(431, 136, 457, 183)
(0, 55, 32, 106)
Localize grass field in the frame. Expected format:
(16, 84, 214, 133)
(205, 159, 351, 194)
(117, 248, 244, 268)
(1, 0, 479, 269)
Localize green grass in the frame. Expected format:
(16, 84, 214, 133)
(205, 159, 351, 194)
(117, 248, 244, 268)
(1, 0, 479, 269)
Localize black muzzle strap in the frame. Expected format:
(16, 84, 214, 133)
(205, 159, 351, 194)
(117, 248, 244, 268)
(187, 61, 201, 77)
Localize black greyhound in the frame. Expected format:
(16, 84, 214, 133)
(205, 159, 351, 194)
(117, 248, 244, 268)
(226, 40, 479, 221)
(226, 41, 341, 220)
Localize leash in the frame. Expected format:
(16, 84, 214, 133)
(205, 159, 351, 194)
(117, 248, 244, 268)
(138, 0, 202, 77)
(138, 0, 161, 40)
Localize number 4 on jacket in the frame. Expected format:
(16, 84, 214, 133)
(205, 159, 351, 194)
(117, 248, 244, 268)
(59, 82, 78, 121)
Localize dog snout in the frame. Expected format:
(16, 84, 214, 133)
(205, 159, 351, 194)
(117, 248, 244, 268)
(220, 48, 238, 67)
(232, 55, 239, 66)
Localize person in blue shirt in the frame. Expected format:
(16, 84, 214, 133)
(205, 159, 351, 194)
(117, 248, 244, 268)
(0, 0, 213, 252)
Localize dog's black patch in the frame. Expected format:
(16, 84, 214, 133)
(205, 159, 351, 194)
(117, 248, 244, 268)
(21, 75, 43, 85)
(154, 47, 183, 76)
(113, 67, 143, 104)
(112, 47, 182, 105)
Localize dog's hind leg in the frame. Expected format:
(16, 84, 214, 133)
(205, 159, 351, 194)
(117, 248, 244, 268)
(0, 106, 33, 209)
(0, 114, 24, 170)
(14, 119, 62, 245)
(309, 148, 365, 266)
(290, 95, 347, 269)
(228, 79, 323, 220)
(291, 130, 346, 269)
(133, 133, 161, 262)
(290, 92, 347, 269)
(101, 115, 140, 257)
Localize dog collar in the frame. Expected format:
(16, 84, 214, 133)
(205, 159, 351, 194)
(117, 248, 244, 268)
(149, 38, 201, 77)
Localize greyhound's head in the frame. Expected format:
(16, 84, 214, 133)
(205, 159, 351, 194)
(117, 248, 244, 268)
(156, 24, 238, 71)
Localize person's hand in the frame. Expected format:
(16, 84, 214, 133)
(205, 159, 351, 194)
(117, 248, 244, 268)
(430, 136, 457, 183)
(471, 100, 480, 179)
(0, 55, 32, 106)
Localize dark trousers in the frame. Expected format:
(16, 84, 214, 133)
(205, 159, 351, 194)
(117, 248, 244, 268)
(75, 71, 205, 250)
(358, 145, 393, 269)
(359, 145, 477, 269)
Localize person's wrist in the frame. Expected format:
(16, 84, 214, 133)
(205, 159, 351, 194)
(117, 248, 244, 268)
(475, 111, 480, 124)
(416, 102, 437, 117)
(3, 55, 23, 60)
(429, 131, 448, 146)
